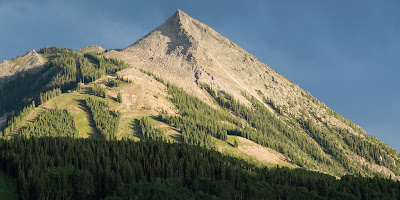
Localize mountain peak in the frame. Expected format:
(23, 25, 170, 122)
(160, 9, 195, 34)
(169, 9, 192, 23)
(175, 9, 188, 19)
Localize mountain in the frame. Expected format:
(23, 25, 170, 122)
(105, 10, 400, 178)
(1, 10, 399, 181)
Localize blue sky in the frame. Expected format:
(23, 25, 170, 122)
(1, 0, 399, 150)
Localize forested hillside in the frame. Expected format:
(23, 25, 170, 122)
(0, 47, 128, 116)
(0, 47, 128, 136)
(0, 137, 399, 200)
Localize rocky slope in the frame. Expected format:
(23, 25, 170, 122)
(0, 50, 45, 85)
(105, 10, 400, 178)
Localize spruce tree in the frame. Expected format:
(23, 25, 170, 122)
(117, 92, 122, 103)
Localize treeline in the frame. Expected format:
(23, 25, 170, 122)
(298, 117, 354, 172)
(139, 117, 164, 141)
(158, 82, 244, 147)
(1, 101, 35, 136)
(2, 88, 61, 137)
(78, 54, 103, 83)
(201, 84, 350, 173)
(342, 128, 400, 174)
(37, 46, 68, 55)
(105, 178, 218, 200)
(85, 97, 120, 139)
(20, 109, 78, 137)
(107, 76, 132, 87)
(212, 85, 400, 176)
(0, 65, 52, 115)
(137, 70, 399, 176)
(139, 70, 238, 147)
(46, 50, 77, 91)
(298, 109, 400, 175)
(92, 83, 106, 97)
(1, 46, 131, 135)
(80, 54, 129, 84)
(0, 137, 399, 200)
(39, 88, 61, 105)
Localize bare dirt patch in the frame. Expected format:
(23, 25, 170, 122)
(236, 137, 290, 165)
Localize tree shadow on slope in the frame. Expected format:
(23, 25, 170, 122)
(129, 118, 143, 139)
(76, 99, 102, 139)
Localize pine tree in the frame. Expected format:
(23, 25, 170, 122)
(117, 92, 122, 103)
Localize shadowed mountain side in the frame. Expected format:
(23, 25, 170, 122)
(0, 50, 45, 86)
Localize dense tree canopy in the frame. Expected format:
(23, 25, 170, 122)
(20, 109, 78, 137)
(85, 97, 120, 140)
(0, 137, 398, 200)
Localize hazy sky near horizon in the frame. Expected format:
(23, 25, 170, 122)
(1, 0, 399, 150)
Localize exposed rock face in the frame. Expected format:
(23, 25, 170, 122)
(0, 50, 45, 85)
(104, 10, 399, 178)
(108, 10, 355, 131)
(111, 10, 280, 105)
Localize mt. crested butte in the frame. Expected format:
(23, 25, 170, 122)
(1, 9, 399, 182)
(105, 10, 400, 178)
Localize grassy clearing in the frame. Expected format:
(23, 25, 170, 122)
(214, 137, 265, 167)
(41, 92, 99, 138)
(0, 172, 17, 200)
(216, 135, 296, 169)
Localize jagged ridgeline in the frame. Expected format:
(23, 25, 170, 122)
(0, 46, 129, 134)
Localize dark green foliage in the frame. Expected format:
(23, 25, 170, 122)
(46, 51, 77, 91)
(342, 129, 399, 173)
(159, 82, 243, 147)
(80, 53, 129, 84)
(0, 46, 130, 116)
(0, 67, 50, 115)
(20, 109, 78, 137)
(85, 97, 120, 139)
(234, 139, 238, 148)
(117, 92, 122, 103)
(84, 53, 129, 74)
(39, 88, 61, 105)
(0, 137, 399, 200)
(105, 178, 218, 200)
(107, 79, 122, 87)
(138, 117, 164, 141)
(91, 84, 106, 97)
(2, 101, 35, 136)
(78, 54, 102, 83)
(139, 70, 238, 147)
(0, 172, 18, 200)
(37, 46, 62, 54)
(202, 84, 344, 171)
